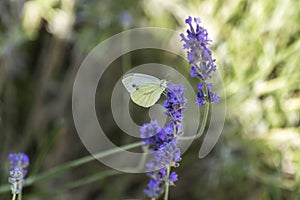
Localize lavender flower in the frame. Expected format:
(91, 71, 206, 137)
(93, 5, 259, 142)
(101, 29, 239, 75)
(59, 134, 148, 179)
(181, 16, 220, 107)
(141, 84, 187, 198)
(8, 153, 29, 195)
(180, 16, 216, 80)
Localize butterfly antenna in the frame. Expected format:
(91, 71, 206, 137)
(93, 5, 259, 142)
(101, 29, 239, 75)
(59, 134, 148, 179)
(163, 90, 167, 96)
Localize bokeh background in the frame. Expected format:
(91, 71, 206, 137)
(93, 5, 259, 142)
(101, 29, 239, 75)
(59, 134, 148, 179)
(1, 0, 300, 199)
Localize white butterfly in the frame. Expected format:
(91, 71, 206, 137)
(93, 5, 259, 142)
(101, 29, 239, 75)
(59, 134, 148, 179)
(122, 73, 168, 108)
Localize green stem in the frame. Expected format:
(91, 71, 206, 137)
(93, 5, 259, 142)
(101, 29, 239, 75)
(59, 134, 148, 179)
(31, 121, 62, 175)
(50, 170, 121, 194)
(11, 183, 17, 200)
(164, 166, 171, 200)
(18, 189, 22, 200)
(26, 141, 143, 184)
(20, 170, 122, 199)
(137, 146, 149, 170)
(179, 101, 210, 140)
(179, 81, 210, 140)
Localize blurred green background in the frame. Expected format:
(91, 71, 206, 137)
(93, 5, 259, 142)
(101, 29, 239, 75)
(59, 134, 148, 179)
(0, 0, 300, 199)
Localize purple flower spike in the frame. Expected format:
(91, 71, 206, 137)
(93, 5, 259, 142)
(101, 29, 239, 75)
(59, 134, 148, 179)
(8, 153, 29, 194)
(141, 84, 187, 198)
(180, 16, 216, 80)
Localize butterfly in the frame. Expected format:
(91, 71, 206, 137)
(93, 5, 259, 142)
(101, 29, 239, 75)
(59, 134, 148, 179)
(122, 73, 168, 108)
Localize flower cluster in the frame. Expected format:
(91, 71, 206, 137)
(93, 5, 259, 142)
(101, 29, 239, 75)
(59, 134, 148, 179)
(180, 16, 219, 106)
(8, 153, 29, 195)
(196, 82, 220, 106)
(163, 84, 187, 127)
(141, 84, 187, 198)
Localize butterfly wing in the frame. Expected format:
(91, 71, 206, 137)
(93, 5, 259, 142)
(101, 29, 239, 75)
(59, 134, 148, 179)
(130, 82, 165, 108)
(122, 73, 161, 93)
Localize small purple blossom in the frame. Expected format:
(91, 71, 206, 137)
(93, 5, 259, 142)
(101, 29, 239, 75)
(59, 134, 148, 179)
(140, 120, 160, 139)
(141, 122, 174, 150)
(169, 171, 178, 185)
(180, 16, 217, 80)
(206, 83, 220, 103)
(190, 66, 198, 78)
(145, 138, 182, 171)
(154, 138, 181, 168)
(143, 178, 163, 198)
(196, 82, 220, 106)
(143, 167, 179, 198)
(8, 153, 29, 195)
